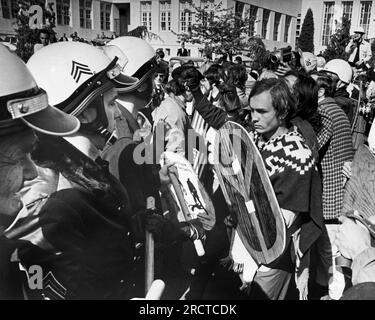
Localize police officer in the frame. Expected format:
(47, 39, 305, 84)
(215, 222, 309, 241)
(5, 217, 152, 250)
(0, 44, 80, 299)
(323, 59, 356, 124)
(24, 41, 205, 299)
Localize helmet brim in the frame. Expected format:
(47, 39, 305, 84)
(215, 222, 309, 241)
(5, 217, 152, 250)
(21, 104, 80, 136)
(113, 72, 139, 86)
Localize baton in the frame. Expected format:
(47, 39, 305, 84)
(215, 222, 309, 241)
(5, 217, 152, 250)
(145, 196, 155, 294)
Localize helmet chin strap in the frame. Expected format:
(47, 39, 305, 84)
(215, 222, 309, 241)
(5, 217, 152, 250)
(143, 98, 153, 109)
(97, 125, 117, 147)
(77, 93, 118, 149)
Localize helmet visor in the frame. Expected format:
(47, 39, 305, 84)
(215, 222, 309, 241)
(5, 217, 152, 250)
(115, 56, 158, 93)
(7, 89, 80, 136)
(101, 45, 139, 86)
(22, 105, 80, 136)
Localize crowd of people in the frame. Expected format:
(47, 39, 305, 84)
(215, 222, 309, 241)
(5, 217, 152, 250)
(0, 24, 375, 301)
(32, 29, 118, 54)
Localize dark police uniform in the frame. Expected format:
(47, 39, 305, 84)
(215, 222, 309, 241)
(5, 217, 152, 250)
(33, 186, 141, 300)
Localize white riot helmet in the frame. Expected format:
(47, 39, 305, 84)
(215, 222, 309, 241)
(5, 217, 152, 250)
(323, 59, 353, 84)
(353, 26, 365, 35)
(106, 36, 157, 93)
(0, 43, 80, 136)
(27, 42, 138, 144)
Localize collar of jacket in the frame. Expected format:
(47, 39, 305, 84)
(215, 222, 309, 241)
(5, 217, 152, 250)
(319, 97, 337, 106)
(168, 95, 187, 111)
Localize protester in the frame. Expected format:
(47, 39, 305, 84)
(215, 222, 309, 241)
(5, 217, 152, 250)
(33, 29, 50, 53)
(199, 52, 213, 75)
(152, 66, 196, 155)
(155, 48, 169, 84)
(284, 71, 321, 161)
(227, 64, 249, 109)
(234, 56, 243, 65)
(322, 59, 357, 124)
(70, 31, 79, 41)
(311, 71, 354, 300)
(59, 33, 68, 42)
(152, 68, 167, 109)
(201, 65, 226, 110)
(182, 74, 324, 299)
(244, 79, 323, 300)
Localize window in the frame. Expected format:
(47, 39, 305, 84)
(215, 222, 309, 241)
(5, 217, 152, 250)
(56, 0, 70, 26)
(322, 2, 335, 46)
(79, 0, 92, 29)
(248, 5, 258, 37)
(296, 13, 301, 37)
(284, 15, 292, 43)
(100, 1, 111, 31)
(160, 0, 171, 31)
(141, 1, 152, 30)
(1, 0, 18, 19)
(342, 1, 353, 21)
(273, 12, 282, 41)
(359, 1, 372, 38)
(262, 9, 270, 39)
(235, 1, 245, 19)
(1, 0, 10, 18)
(180, 0, 192, 33)
(201, 0, 215, 25)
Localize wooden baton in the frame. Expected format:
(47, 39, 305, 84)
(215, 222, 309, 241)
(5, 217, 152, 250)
(145, 196, 155, 294)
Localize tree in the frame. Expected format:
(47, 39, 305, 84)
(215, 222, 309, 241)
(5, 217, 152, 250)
(298, 8, 315, 53)
(14, 1, 56, 62)
(322, 16, 351, 61)
(174, 1, 255, 61)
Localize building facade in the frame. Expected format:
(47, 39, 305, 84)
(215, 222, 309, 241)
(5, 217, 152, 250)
(119, 0, 301, 57)
(1, 0, 300, 56)
(0, 0, 117, 40)
(300, 0, 375, 54)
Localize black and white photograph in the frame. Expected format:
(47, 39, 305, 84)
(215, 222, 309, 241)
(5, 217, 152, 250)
(0, 0, 375, 309)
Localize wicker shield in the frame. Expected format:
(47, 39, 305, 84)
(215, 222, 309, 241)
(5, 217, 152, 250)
(214, 121, 285, 265)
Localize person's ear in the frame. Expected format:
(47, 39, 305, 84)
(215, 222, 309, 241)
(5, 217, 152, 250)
(318, 87, 325, 98)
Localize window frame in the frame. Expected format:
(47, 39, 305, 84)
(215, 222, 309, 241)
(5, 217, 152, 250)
(160, 0, 171, 31)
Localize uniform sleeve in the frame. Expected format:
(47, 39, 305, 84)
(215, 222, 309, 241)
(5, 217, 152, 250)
(38, 196, 90, 299)
(118, 143, 161, 213)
